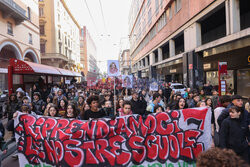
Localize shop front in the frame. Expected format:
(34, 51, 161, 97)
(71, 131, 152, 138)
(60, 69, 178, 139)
(155, 58, 183, 83)
(8, 59, 81, 94)
(202, 46, 250, 96)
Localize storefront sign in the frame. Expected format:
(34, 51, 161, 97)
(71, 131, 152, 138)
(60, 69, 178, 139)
(14, 108, 212, 167)
(218, 62, 227, 96)
(203, 63, 211, 70)
(170, 69, 177, 73)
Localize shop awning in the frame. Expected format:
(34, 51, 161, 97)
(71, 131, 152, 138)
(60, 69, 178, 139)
(9, 59, 81, 77)
(72, 71, 82, 77)
(56, 68, 75, 77)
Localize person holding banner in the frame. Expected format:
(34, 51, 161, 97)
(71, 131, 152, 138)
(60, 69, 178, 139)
(64, 104, 78, 119)
(83, 95, 107, 120)
(58, 99, 68, 117)
(48, 105, 59, 117)
(118, 101, 132, 116)
(103, 100, 115, 117)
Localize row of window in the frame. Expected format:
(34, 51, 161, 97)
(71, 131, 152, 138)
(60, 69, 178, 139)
(7, 22, 33, 44)
(131, 0, 182, 55)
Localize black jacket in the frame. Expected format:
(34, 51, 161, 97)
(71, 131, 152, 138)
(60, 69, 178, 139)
(164, 88, 172, 101)
(219, 117, 249, 154)
(83, 109, 107, 120)
(32, 99, 45, 115)
(217, 104, 249, 129)
(5, 102, 19, 120)
(0, 121, 4, 140)
(130, 99, 145, 115)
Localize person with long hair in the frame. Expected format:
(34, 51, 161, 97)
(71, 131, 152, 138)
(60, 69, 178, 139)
(158, 89, 166, 108)
(77, 96, 85, 115)
(58, 99, 68, 117)
(119, 101, 133, 116)
(122, 89, 132, 101)
(45, 95, 53, 106)
(205, 98, 213, 108)
(167, 93, 177, 110)
(44, 103, 54, 116)
(197, 101, 206, 107)
(48, 105, 59, 117)
(174, 98, 188, 110)
(64, 104, 78, 119)
(116, 98, 124, 115)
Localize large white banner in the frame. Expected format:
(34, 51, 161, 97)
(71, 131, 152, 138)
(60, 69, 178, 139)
(14, 107, 212, 167)
(107, 60, 120, 77)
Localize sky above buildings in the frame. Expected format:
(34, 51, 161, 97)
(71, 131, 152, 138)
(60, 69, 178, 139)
(65, 0, 132, 73)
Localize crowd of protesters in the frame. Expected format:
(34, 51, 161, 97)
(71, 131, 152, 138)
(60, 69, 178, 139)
(0, 81, 249, 163)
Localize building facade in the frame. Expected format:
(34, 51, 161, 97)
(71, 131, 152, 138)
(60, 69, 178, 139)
(129, 0, 250, 96)
(119, 49, 130, 75)
(39, 0, 81, 71)
(0, 0, 40, 90)
(80, 26, 99, 81)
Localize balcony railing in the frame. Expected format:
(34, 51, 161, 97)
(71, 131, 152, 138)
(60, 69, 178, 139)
(0, 0, 27, 24)
(41, 53, 69, 62)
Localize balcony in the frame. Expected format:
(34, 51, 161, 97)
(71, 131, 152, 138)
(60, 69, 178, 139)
(41, 53, 69, 62)
(0, 0, 27, 25)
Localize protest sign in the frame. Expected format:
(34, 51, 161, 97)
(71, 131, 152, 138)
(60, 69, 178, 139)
(15, 107, 211, 167)
(122, 75, 133, 88)
(150, 81, 159, 91)
(107, 60, 120, 77)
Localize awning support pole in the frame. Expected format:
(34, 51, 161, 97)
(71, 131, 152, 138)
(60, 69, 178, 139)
(8, 65, 13, 95)
(46, 76, 48, 85)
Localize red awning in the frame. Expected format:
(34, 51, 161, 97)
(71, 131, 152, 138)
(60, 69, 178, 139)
(9, 59, 81, 77)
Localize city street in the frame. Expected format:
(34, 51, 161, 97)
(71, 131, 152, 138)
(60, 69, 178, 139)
(0, 0, 249, 166)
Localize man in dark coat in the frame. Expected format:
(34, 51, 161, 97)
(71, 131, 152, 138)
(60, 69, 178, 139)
(163, 83, 172, 103)
(218, 95, 249, 129)
(130, 91, 145, 115)
(219, 106, 249, 162)
(32, 92, 45, 115)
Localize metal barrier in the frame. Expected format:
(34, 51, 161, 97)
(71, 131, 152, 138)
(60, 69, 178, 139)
(0, 139, 17, 167)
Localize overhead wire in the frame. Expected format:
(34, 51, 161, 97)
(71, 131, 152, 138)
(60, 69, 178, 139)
(98, 0, 108, 34)
(83, 0, 99, 35)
